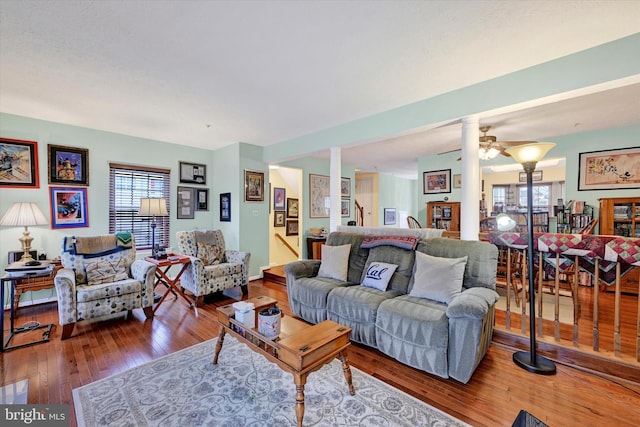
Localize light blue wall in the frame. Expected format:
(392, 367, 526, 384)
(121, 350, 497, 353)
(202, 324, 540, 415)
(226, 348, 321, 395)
(377, 174, 416, 227)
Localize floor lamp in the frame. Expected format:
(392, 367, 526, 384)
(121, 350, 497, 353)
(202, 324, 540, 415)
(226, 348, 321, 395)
(0, 202, 49, 263)
(138, 198, 168, 259)
(505, 142, 557, 375)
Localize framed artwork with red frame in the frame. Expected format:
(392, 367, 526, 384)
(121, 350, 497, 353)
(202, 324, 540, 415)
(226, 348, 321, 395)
(0, 138, 40, 188)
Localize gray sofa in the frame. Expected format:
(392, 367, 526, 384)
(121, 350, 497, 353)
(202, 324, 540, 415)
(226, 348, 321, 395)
(285, 230, 499, 383)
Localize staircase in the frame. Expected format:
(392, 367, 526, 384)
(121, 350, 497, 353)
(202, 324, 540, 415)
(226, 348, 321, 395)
(263, 265, 286, 285)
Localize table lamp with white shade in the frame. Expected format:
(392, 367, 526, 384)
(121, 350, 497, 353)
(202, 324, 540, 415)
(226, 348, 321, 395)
(0, 202, 49, 262)
(137, 198, 168, 259)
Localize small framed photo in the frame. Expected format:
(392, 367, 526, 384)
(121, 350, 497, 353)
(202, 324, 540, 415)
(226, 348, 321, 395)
(274, 187, 286, 210)
(384, 208, 396, 225)
(245, 170, 265, 202)
(287, 198, 299, 218)
(177, 186, 195, 219)
(341, 198, 350, 217)
(423, 169, 451, 194)
(0, 138, 39, 188)
(196, 188, 209, 211)
(179, 161, 206, 184)
(519, 171, 543, 182)
(49, 187, 89, 229)
(341, 177, 351, 197)
(220, 192, 231, 222)
(274, 211, 285, 227)
(286, 219, 299, 236)
(48, 144, 89, 186)
(453, 174, 461, 188)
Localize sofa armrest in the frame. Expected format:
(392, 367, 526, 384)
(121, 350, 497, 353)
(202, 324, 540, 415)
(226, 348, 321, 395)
(54, 268, 78, 325)
(131, 259, 157, 306)
(284, 260, 321, 279)
(225, 250, 251, 285)
(446, 287, 499, 319)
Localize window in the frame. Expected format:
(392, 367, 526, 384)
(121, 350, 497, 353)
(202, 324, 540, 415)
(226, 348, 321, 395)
(109, 163, 171, 250)
(492, 185, 509, 213)
(517, 183, 551, 212)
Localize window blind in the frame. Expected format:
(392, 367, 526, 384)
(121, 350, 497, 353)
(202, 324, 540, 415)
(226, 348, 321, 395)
(109, 163, 171, 250)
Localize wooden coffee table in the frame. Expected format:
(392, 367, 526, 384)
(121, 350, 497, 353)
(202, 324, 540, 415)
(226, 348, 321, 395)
(214, 296, 355, 427)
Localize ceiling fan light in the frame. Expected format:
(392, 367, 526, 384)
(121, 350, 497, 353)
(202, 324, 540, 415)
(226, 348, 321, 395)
(479, 147, 500, 160)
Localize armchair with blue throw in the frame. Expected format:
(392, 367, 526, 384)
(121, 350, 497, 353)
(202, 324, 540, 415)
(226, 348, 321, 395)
(176, 229, 250, 306)
(54, 232, 156, 339)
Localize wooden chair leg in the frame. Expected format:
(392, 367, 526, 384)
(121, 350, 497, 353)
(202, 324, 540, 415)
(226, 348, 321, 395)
(143, 306, 154, 319)
(241, 284, 248, 295)
(194, 295, 204, 307)
(61, 323, 75, 340)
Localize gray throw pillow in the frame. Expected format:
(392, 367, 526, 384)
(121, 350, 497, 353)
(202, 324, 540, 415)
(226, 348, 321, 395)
(409, 251, 467, 304)
(317, 244, 351, 281)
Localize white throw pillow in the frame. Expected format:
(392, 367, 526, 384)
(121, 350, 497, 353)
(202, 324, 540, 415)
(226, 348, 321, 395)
(361, 262, 398, 291)
(409, 251, 468, 304)
(317, 244, 351, 281)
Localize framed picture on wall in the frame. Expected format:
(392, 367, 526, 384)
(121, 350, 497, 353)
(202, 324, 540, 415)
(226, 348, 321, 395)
(309, 174, 330, 218)
(286, 198, 299, 218)
(341, 198, 350, 217)
(274, 211, 285, 227)
(341, 177, 351, 197)
(177, 186, 195, 219)
(423, 169, 451, 194)
(49, 186, 89, 228)
(384, 208, 396, 225)
(48, 144, 89, 186)
(578, 147, 640, 190)
(274, 187, 286, 210)
(220, 192, 231, 222)
(196, 188, 209, 210)
(245, 170, 265, 202)
(0, 138, 39, 188)
(286, 219, 299, 236)
(179, 161, 206, 184)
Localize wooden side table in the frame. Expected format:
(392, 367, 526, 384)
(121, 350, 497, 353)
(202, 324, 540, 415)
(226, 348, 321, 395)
(13, 260, 63, 313)
(145, 254, 193, 313)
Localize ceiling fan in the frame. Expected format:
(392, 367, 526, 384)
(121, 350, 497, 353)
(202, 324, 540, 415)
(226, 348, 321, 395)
(438, 125, 537, 160)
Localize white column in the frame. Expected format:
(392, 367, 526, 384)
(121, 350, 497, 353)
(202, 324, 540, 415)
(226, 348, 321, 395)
(460, 116, 480, 240)
(329, 147, 341, 232)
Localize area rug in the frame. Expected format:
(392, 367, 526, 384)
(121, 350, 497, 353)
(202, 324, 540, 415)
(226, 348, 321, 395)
(73, 335, 469, 427)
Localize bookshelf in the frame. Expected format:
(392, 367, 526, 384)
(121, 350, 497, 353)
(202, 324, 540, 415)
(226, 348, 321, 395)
(556, 201, 594, 234)
(426, 201, 460, 231)
(599, 197, 640, 294)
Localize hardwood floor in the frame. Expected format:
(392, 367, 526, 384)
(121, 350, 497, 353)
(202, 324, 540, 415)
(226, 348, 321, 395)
(2, 279, 640, 426)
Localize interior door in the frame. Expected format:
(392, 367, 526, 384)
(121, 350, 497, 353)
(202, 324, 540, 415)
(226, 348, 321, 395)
(355, 175, 375, 226)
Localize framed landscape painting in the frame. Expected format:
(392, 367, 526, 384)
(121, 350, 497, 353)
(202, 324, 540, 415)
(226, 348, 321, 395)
(578, 147, 640, 190)
(245, 170, 265, 202)
(0, 138, 39, 188)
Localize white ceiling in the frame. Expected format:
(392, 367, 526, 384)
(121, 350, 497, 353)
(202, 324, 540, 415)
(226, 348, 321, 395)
(1, 1, 639, 179)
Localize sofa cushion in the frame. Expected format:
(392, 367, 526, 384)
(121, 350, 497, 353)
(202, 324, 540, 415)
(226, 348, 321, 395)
(361, 245, 415, 293)
(76, 278, 142, 303)
(197, 242, 222, 266)
(291, 276, 354, 324)
(409, 251, 467, 304)
(84, 255, 129, 286)
(361, 262, 398, 291)
(327, 285, 402, 346)
(325, 232, 369, 284)
(375, 295, 449, 377)
(317, 244, 351, 281)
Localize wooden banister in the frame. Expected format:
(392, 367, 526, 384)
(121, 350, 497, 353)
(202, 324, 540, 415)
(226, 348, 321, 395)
(354, 200, 364, 226)
(274, 232, 299, 258)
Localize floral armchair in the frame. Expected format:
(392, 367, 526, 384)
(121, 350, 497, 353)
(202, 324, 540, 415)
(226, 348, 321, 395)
(54, 233, 156, 339)
(176, 229, 250, 306)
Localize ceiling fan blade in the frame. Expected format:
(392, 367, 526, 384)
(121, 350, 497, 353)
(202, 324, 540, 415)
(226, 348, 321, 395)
(438, 148, 461, 155)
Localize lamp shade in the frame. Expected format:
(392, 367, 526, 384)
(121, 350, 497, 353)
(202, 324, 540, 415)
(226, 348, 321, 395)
(0, 202, 48, 226)
(505, 142, 556, 165)
(137, 198, 168, 217)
